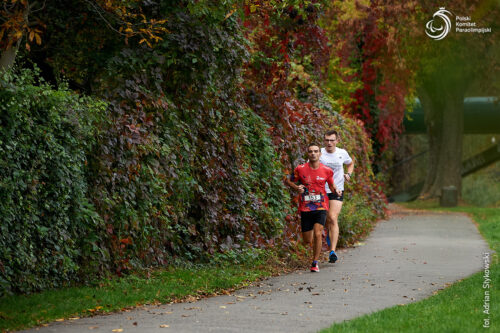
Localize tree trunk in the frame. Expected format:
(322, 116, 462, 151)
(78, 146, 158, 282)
(418, 82, 465, 199)
(0, 44, 20, 72)
(0, 4, 30, 72)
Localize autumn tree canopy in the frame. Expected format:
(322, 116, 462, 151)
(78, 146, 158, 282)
(323, 0, 499, 198)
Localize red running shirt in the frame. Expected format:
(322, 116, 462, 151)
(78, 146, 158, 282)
(292, 163, 334, 212)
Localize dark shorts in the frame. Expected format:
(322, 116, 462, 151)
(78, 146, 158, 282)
(300, 210, 327, 232)
(327, 190, 344, 202)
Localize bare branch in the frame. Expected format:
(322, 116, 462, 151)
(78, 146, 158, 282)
(83, 0, 128, 36)
(30, 0, 47, 14)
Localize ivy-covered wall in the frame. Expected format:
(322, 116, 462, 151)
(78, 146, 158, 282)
(0, 1, 386, 295)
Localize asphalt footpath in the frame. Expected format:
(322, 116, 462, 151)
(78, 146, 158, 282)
(22, 206, 493, 333)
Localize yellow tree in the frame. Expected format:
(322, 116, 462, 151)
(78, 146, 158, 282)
(0, 0, 167, 71)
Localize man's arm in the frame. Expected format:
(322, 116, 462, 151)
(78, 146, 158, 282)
(286, 173, 305, 193)
(344, 159, 354, 181)
(327, 174, 341, 196)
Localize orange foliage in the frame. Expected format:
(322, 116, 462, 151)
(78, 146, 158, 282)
(0, 0, 168, 53)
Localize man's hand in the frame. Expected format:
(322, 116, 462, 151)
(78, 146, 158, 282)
(344, 173, 352, 182)
(297, 184, 305, 193)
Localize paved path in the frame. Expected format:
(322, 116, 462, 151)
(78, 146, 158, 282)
(23, 208, 492, 333)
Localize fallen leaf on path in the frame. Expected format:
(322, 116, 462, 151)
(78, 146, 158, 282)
(69, 317, 80, 320)
(159, 324, 169, 328)
(219, 306, 227, 309)
(88, 327, 98, 330)
(112, 329, 123, 332)
(55, 319, 65, 322)
(184, 307, 200, 310)
(133, 322, 137, 326)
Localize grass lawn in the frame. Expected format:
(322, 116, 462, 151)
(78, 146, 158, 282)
(0, 249, 287, 332)
(321, 201, 499, 333)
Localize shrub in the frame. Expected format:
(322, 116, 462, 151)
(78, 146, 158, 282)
(0, 68, 106, 294)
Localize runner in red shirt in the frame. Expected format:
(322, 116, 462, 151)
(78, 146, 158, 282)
(287, 143, 341, 272)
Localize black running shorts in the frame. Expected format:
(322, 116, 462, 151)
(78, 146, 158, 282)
(300, 210, 327, 232)
(327, 190, 344, 202)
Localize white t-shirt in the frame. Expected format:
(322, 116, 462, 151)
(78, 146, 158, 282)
(320, 147, 352, 192)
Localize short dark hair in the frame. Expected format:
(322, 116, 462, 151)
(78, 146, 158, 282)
(324, 130, 338, 138)
(307, 143, 320, 150)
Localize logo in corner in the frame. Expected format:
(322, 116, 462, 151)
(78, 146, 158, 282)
(426, 7, 452, 40)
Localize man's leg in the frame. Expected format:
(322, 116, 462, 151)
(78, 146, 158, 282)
(326, 200, 343, 252)
(302, 230, 313, 248)
(301, 211, 326, 272)
(312, 223, 324, 261)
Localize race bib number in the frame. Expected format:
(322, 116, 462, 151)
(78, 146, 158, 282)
(304, 194, 321, 202)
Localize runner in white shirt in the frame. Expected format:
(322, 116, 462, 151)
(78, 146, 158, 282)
(319, 130, 354, 263)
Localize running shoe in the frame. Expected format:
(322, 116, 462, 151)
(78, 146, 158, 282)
(310, 261, 319, 272)
(329, 250, 338, 263)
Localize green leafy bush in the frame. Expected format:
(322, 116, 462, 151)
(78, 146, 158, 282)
(0, 68, 106, 294)
(462, 164, 500, 207)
